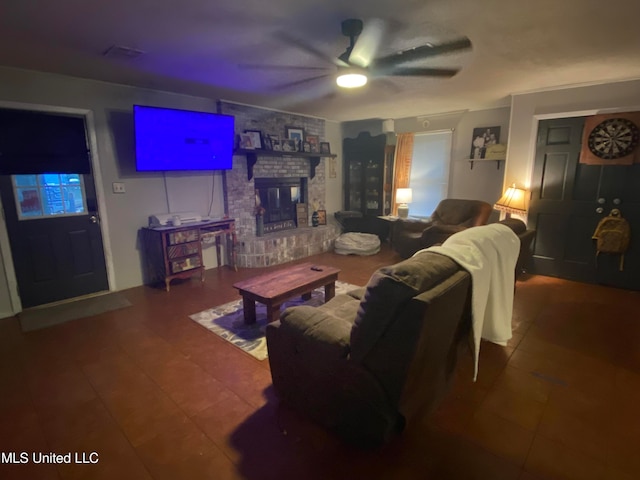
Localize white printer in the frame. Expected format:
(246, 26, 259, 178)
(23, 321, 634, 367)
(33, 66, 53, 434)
(149, 211, 203, 227)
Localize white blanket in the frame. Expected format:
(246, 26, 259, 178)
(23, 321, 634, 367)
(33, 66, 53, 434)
(413, 223, 520, 380)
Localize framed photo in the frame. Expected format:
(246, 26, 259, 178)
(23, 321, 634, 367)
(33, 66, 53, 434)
(320, 142, 331, 154)
(239, 133, 254, 150)
(245, 130, 263, 149)
(262, 134, 273, 150)
(285, 126, 305, 143)
(269, 134, 281, 151)
(306, 134, 319, 153)
(281, 139, 297, 152)
(470, 126, 500, 159)
(302, 141, 312, 153)
(317, 209, 327, 225)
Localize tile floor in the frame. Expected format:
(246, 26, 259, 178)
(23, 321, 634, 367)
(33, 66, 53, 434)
(1, 244, 639, 479)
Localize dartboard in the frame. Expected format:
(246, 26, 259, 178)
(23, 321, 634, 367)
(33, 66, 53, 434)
(588, 118, 639, 159)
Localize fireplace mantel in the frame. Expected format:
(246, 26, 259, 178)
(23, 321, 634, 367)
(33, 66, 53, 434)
(235, 148, 337, 180)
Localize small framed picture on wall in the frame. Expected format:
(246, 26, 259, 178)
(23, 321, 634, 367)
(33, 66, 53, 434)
(469, 126, 500, 159)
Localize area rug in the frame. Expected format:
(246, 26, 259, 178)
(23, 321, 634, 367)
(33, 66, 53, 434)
(189, 281, 361, 360)
(19, 292, 132, 332)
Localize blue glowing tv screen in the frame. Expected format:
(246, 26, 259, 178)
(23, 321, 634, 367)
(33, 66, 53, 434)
(134, 105, 234, 171)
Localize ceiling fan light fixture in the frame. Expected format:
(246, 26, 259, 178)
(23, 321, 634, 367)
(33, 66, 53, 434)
(336, 69, 368, 88)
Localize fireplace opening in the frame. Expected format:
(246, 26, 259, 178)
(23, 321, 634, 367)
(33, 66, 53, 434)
(255, 177, 307, 233)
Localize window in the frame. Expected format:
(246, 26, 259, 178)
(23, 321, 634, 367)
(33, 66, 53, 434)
(408, 131, 452, 217)
(12, 174, 87, 220)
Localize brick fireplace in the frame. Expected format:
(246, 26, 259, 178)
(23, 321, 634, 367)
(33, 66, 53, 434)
(218, 101, 340, 268)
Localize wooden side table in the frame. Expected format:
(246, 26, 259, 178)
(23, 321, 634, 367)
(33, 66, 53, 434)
(141, 218, 237, 291)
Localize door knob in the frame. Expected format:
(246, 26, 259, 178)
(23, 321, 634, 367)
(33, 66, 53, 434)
(597, 198, 606, 204)
(613, 198, 621, 205)
(89, 215, 98, 224)
(596, 207, 604, 214)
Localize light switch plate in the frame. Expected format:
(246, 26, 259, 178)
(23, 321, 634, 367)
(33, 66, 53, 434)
(112, 182, 126, 193)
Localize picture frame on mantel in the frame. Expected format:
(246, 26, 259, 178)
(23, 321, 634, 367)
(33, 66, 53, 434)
(281, 139, 297, 152)
(306, 134, 320, 153)
(245, 130, 263, 149)
(320, 142, 331, 154)
(239, 133, 254, 150)
(317, 210, 327, 225)
(285, 126, 305, 143)
(269, 134, 281, 151)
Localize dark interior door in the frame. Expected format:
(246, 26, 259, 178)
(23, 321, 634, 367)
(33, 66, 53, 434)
(529, 117, 640, 290)
(0, 173, 109, 308)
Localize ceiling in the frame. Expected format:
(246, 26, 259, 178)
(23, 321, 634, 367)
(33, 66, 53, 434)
(1, 0, 640, 122)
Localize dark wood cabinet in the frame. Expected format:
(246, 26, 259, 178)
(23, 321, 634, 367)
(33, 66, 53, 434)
(343, 132, 391, 215)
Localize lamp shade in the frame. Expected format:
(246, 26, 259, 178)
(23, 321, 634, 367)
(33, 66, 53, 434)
(495, 184, 527, 214)
(396, 188, 413, 204)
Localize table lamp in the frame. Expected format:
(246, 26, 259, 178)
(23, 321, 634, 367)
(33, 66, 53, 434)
(494, 184, 528, 218)
(396, 188, 413, 218)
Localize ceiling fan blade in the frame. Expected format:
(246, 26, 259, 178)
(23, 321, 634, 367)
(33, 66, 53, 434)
(272, 73, 333, 90)
(349, 18, 386, 68)
(238, 63, 331, 72)
(374, 78, 403, 94)
(373, 37, 472, 68)
(374, 66, 461, 77)
(273, 31, 337, 66)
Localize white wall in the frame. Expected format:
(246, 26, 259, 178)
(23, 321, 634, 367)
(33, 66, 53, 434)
(448, 108, 510, 216)
(324, 120, 343, 226)
(350, 108, 510, 220)
(506, 79, 640, 191)
(0, 67, 229, 315)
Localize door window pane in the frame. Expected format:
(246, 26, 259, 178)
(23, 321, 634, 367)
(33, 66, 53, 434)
(12, 174, 88, 220)
(16, 187, 43, 217)
(14, 175, 38, 187)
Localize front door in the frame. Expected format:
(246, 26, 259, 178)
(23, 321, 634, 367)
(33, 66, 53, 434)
(528, 116, 640, 290)
(0, 171, 109, 308)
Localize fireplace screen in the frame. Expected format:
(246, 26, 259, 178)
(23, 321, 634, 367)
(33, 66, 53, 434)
(255, 177, 306, 233)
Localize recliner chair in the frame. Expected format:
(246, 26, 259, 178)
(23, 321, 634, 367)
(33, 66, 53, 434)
(391, 199, 493, 258)
(266, 251, 473, 447)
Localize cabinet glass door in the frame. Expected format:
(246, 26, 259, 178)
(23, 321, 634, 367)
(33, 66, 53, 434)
(348, 160, 364, 211)
(364, 159, 382, 213)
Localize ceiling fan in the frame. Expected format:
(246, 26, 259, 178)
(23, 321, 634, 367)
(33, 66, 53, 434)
(239, 18, 472, 90)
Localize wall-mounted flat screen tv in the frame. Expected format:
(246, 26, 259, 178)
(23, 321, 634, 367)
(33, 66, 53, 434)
(134, 105, 234, 171)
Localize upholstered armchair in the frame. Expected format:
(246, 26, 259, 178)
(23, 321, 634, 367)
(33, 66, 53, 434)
(266, 251, 473, 447)
(391, 199, 493, 258)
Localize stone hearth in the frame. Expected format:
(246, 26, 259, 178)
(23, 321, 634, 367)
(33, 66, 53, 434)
(236, 225, 340, 268)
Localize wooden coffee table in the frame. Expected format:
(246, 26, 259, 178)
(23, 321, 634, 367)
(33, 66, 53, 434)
(232, 262, 341, 324)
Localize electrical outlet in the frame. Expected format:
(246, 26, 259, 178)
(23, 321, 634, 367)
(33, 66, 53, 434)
(112, 182, 126, 194)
